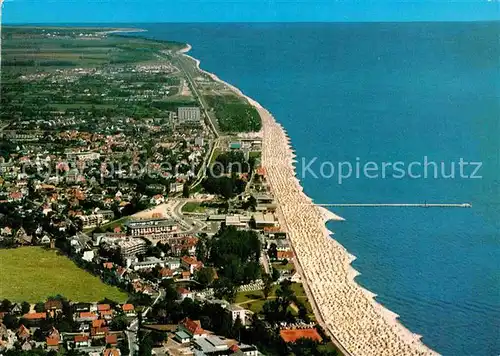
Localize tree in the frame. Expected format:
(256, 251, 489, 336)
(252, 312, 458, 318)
(213, 277, 237, 303)
(195, 238, 208, 263)
(3, 314, 18, 329)
(244, 196, 257, 212)
(267, 243, 278, 260)
(182, 183, 190, 198)
(232, 316, 244, 341)
(276, 279, 295, 313)
(34, 302, 45, 313)
(263, 274, 273, 300)
(110, 314, 129, 331)
(195, 267, 215, 288)
(138, 330, 153, 356)
(208, 227, 261, 284)
(150, 330, 166, 346)
(0, 299, 12, 312)
(271, 267, 280, 282)
(21, 301, 31, 315)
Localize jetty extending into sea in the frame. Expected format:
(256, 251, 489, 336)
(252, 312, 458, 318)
(316, 203, 472, 208)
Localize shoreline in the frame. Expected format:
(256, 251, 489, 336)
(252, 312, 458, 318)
(178, 44, 438, 356)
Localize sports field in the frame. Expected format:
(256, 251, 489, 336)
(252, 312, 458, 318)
(0, 247, 128, 303)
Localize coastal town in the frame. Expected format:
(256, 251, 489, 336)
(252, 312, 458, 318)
(0, 27, 337, 356)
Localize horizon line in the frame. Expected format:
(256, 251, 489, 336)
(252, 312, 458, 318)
(3, 19, 500, 25)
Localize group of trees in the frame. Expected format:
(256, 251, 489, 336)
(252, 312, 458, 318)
(202, 152, 258, 200)
(196, 226, 261, 287)
(202, 173, 246, 200)
(205, 95, 262, 132)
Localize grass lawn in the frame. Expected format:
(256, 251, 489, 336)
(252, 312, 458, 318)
(97, 216, 130, 232)
(0, 247, 128, 303)
(209, 147, 222, 165)
(181, 202, 206, 213)
(249, 151, 261, 159)
(272, 262, 295, 272)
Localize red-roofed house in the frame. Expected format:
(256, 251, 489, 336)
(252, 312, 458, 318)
(78, 312, 98, 322)
(181, 256, 203, 274)
(103, 348, 120, 356)
(91, 326, 109, 337)
(277, 250, 294, 260)
(160, 267, 173, 279)
(23, 312, 46, 321)
(74, 334, 90, 348)
(105, 334, 118, 346)
(46, 327, 60, 350)
(92, 319, 106, 328)
(177, 288, 194, 301)
(100, 310, 113, 320)
(46, 336, 60, 350)
(121, 304, 135, 316)
(180, 318, 205, 338)
(17, 325, 30, 340)
(98, 304, 111, 312)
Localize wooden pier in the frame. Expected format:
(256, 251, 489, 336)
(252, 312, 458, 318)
(316, 203, 472, 208)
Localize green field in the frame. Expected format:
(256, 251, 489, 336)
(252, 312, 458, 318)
(272, 262, 295, 271)
(0, 247, 128, 303)
(181, 202, 206, 213)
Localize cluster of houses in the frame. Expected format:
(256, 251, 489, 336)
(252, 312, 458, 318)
(0, 299, 135, 356)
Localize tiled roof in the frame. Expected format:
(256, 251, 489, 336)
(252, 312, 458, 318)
(122, 304, 134, 312)
(103, 348, 120, 356)
(97, 304, 111, 311)
(23, 312, 46, 320)
(74, 335, 89, 342)
(105, 334, 118, 345)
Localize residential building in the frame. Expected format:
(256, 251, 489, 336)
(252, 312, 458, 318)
(126, 218, 179, 241)
(74, 335, 90, 348)
(226, 304, 247, 325)
(118, 238, 147, 259)
(78, 212, 113, 229)
(178, 107, 201, 124)
(130, 257, 166, 271)
(181, 256, 203, 274)
(252, 213, 278, 229)
(192, 335, 228, 355)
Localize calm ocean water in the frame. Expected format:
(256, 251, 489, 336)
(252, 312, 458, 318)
(131, 23, 499, 355)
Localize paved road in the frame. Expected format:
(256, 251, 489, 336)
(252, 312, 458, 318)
(127, 289, 165, 356)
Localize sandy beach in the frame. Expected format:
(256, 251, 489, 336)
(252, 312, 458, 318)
(179, 44, 438, 356)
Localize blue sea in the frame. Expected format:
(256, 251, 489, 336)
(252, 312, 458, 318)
(134, 23, 499, 354)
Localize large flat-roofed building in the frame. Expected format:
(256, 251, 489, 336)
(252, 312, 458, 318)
(178, 107, 201, 124)
(126, 218, 179, 242)
(118, 238, 147, 259)
(252, 213, 278, 229)
(192, 335, 228, 355)
(130, 257, 181, 271)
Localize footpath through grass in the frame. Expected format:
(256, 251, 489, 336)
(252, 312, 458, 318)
(0, 247, 128, 303)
